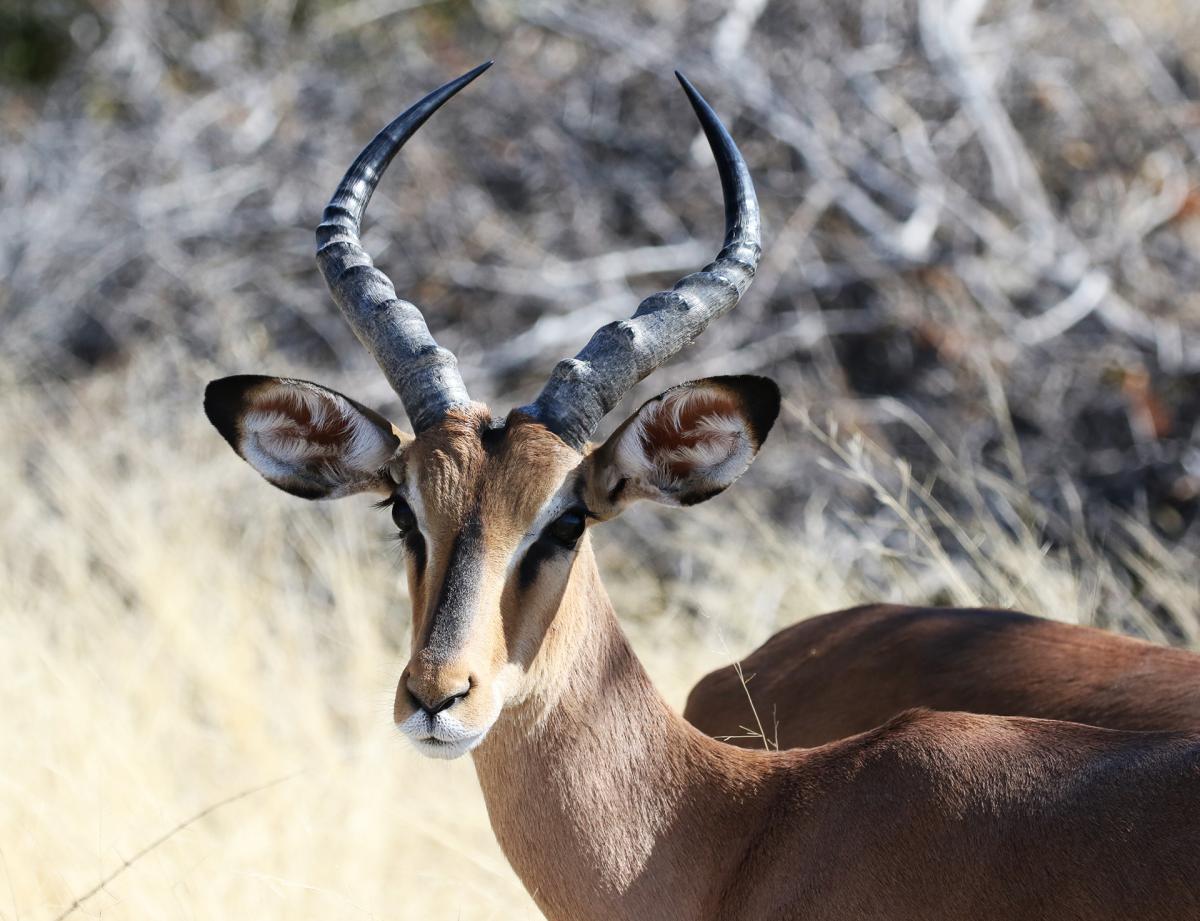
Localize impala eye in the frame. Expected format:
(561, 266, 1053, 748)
(391, 497, 417, 537)
(545, 509, 587, 548)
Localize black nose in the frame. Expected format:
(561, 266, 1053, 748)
(407, 679, 471, 716)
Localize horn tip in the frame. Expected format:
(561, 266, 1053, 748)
(674, 70, 714, 119)
(465, 60, 495, 81)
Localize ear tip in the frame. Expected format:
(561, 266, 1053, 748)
(743, 374, 781, 402)
(709, 374, 780, 443)
(203, 376, 234, 410)
(204, 375, 261, 447)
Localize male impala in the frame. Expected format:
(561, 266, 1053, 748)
(206, 64, 1200, 920)
(686, 604, 1200, 749)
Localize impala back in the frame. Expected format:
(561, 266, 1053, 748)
(685, 604, 1200, 748)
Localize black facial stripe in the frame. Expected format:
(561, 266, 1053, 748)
(519, 502, 588, 590)
(423, 509, 484, 659)
(407, 531, 427, 579)
(518, 536, 559, 591)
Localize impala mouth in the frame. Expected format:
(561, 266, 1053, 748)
(395, 707, 491, 760)
(406, 733, 484, 760)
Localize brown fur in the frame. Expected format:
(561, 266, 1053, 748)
(470, 540, 1200, 921)
(684, 605, 1200, 748)
(390, 420, 1200, 921)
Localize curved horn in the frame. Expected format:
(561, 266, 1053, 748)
(316, 62, 492, 433)
(521, 72, 762, 450)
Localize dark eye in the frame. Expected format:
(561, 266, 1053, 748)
(545, 509, 587, 548)
(391, 497, 417, 537)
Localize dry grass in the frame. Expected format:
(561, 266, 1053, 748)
(3, 352, 1196, 920)
(3, 359, 540, 919)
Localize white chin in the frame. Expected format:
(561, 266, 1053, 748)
(406, 733, 483, 760)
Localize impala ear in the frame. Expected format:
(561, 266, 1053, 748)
(204, 375, 408, 499)
(583, 376, 780, 516)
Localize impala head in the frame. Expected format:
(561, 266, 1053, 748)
(204, 63, 779, 759)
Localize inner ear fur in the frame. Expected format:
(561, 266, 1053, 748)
(204, 375, 407, 500)
(584, 375, 780, 514)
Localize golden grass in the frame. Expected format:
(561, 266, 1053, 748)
(3, 364, 540, 919)
(2, 355, 1195, 920)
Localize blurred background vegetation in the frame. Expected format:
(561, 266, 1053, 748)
(2, 0, 1199, 918)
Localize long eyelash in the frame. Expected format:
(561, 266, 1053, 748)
(374, 496, 396, 510)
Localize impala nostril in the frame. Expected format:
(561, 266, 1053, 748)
(430, 685, 469, 715)
(407, 677, 472, 716)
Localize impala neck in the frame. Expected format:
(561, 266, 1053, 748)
(471, 541, 773, 921)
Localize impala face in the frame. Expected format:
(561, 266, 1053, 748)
(390, 381, 776, 757)
(386, 408, 582, 758)
(205, 63, 773, 758)
(206, 376, 779, 758)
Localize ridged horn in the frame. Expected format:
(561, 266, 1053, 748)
(315, 62, 492, 432)
(520, 72, 761, 450)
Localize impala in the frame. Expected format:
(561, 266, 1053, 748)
(686, 604, 1200, 749)
(206, 64, 1200, 920)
